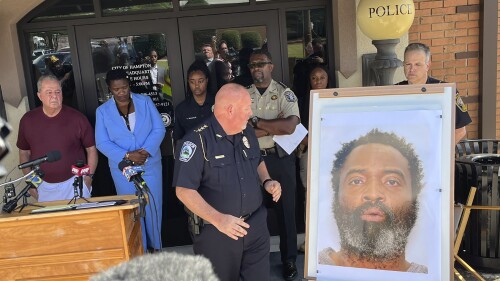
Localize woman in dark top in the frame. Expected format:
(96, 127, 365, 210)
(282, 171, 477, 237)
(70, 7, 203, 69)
(298, 64, 331, 252)
(173, 60, 215, 141)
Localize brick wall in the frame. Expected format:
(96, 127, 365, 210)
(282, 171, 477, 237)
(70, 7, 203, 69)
(409, 0, 480, 139)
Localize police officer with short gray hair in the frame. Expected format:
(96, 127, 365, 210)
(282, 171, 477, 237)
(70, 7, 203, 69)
(173, 83, 281, 281)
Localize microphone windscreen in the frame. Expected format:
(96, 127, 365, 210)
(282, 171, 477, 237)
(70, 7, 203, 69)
(118, 159, 133, 171)
(47, 150, 61, 162)
(90, 252, 219, 281)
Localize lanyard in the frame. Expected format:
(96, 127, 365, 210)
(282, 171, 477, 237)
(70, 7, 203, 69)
(116, 99, 132, 131)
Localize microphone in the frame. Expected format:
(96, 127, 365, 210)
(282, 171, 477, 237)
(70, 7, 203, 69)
(18, 150, 61, 169)
(71, 162, 90, 177)
(118, 160, 150, 193)
(90, 252, 218, 281)
(2, 173, 44, 213)
(71, 160, 89, 198)
(25, 172, 43, 188)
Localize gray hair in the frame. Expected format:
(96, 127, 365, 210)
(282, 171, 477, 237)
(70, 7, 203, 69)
(37, 74, 60, 92)
(404, 43, 431, 63)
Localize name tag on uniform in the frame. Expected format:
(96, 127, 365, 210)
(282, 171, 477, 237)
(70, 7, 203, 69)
(215, 155, 225, 159)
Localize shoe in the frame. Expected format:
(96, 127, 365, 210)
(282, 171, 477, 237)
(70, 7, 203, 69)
(283, 261, 298, 280)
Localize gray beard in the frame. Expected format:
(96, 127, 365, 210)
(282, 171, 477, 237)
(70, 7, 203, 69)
(333, 200, 418, 262)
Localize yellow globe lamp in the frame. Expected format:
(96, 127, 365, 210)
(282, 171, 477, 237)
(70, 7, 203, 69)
(356, 0, 415, 85)
(357, 0, 415, 40)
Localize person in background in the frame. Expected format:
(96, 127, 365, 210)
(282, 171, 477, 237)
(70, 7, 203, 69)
(149, 49, 168, 92)
(297, 64, 331, 252)
(246, 48, 300, 281)
(202, 44, 215, 66)
(396, 42, 472, 144)
(173, 60, 215, 142)
(173, 83, 281, 281)
(292, 38, 324, 108)
(17, 75, 97, 202)
(216, 40, 230, 61)
(95, 69, 165, 252)
(232, 47, 254, 87)
(213, 60, 233, 91)
(44, 55, 76, 107)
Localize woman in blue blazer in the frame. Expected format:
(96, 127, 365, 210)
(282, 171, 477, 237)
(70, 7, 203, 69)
(95, 69, 166, 251)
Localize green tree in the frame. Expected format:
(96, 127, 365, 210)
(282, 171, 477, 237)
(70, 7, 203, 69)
(221, 30, 241, 50)
(241, 31, 262, 49)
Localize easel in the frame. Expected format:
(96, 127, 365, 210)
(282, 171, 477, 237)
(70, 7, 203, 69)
(454, 186, 485, 281)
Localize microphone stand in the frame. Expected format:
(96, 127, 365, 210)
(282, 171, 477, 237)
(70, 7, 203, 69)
(130, 182, 147, 218)
(68, 175, 90, 204)
(2, 167, 44, 213)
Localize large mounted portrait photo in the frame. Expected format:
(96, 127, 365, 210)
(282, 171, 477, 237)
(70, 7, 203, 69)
(305, 85, 455, 281)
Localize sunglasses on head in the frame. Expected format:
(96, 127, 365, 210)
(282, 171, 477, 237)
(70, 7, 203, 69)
(247, 61, 272, 69)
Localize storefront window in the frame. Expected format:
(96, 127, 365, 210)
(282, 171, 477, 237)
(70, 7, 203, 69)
(102, 0, 172, 15)
(30, 0, 94, 22)
(180, 0, 248, 10)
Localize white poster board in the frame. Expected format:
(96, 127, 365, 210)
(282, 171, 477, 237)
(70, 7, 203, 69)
(305, 84, 455, 281)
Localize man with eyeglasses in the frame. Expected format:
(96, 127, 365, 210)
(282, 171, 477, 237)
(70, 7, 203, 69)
(396, 42, 471, 145)
(246, 48, 300, 280)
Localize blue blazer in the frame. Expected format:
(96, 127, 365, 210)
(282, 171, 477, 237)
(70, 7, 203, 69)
(95, 93, 165, 169)
(95, 93, 165, 249)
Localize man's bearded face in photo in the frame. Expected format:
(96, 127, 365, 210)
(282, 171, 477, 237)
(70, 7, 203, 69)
(333, 143, 420, 262)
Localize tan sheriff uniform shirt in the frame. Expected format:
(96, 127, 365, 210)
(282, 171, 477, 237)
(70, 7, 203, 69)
(247, 80, 300, 149)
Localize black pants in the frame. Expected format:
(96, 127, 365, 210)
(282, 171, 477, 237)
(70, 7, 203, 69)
(263, 152, 298, 263)
(193, 206, 270, 281)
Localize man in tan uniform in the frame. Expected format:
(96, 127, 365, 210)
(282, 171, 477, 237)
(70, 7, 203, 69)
(246, 48, 300, 280)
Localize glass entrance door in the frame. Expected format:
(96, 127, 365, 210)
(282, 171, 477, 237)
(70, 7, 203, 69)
(75, 19, 182, 120)
(178, 10, 283, 88)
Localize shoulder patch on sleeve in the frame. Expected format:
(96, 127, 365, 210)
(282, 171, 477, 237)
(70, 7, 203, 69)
(456, 93, 468, 112)
(284, 90, 297, 102)
(179, 141, 197, 162)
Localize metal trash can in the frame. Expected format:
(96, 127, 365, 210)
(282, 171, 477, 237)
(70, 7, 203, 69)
(455, 139, 500, 270)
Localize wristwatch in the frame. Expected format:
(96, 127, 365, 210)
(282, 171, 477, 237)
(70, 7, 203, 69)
(250, 116, 260, 128)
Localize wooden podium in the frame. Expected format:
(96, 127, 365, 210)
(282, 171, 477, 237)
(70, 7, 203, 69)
(0, 195, 143, 281)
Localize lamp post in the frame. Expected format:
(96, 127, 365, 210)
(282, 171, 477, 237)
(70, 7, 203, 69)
(357, 0, 415, 86)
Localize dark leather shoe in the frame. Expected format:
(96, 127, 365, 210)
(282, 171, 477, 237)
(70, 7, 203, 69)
(283, 261, 298, 280)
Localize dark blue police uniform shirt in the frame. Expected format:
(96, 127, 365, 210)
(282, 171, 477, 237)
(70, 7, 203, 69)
(173, 95, 215, 141)
(396, 77, 472, 129)
(173, 115, 263, 217)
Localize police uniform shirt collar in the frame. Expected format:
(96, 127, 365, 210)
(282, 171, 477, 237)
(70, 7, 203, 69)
(210, 115, 244, 143)
(209, 115, 228, 142)
(186, 95, 213, 107)
(252, 79, 279, 96)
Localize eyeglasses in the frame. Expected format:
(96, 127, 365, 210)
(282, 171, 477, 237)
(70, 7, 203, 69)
(247, 62, 272, 69)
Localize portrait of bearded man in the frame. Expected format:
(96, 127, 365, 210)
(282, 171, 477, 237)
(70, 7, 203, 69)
(318, 129, 428, 274)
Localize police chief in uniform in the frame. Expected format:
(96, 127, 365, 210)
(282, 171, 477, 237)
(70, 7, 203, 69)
(246, 49, 300, 280)
(173, 83, 282, 281)
(396, 42, 472, 144)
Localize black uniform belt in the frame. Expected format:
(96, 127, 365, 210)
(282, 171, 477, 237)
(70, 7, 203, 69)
(260, 147, 276, 156)
(202, 212, 253, 225)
